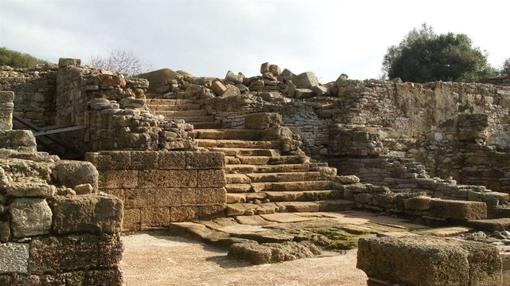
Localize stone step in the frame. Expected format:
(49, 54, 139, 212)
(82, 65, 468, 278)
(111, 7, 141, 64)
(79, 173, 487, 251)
(193, 122, 222, 129)
(202, 147, 280, 157)
(197, 139, 281, 149)
(157, 115, 216, 123)
(225, 155, 306, 165)
(225, 164, 311, 174)
(147, 104, 202, 111)
(226, 171, 322, 184)
(246, 171, 323, 182)
(225, 200, 353, 216)
(226, 190, 343, 204)
(153, 110, 208, 117)
(192, 129, 264, 140)
(226, 181, 332, 193)
(146, 99, 196, 105)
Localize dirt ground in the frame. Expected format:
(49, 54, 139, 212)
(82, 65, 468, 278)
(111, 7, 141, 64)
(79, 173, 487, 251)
(121, 233, 367, 286)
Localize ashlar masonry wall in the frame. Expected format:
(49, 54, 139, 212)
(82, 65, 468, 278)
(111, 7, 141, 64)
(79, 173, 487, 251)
(87, 150, 226, 231)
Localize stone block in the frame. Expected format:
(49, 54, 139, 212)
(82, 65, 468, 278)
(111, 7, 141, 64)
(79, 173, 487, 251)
(186, 152, 224, 169)
(357, 236, 503, 286)
(58, 58, 81, 67)
(180, 188, 226, 205)
(468, 218, 510, 232)
(123, 188, 182, 208)
(85, 152, 131, 171)
(140, 207, 171, 227)
(292, 72, 319, 89)
(211, 80, 227, 96)
(29, 234, 122, 274)
(245, 113, 282, 130)
(157, 151, 187, 169)
(0, 243, 29, 274)
(198, 204, 226, 219)
(170, 206, 198, 222)
(122, 208, 141, 232)
(138, 169, 197, 188)
(50, 194, 123, 235)
(52, 161, 99, 191)
(5, 181, 56, 198)
(99, 170, 138, 189)
(429, 199, 487, 220)
(130, 151, 159, 170)
(10, 198, 52, 238)
(197, 169, 225, 187)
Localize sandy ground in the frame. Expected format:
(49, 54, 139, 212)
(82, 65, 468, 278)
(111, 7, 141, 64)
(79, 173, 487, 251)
(121, 233, 367, 286)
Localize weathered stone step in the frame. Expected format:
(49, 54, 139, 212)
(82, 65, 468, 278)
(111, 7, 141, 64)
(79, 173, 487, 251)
(203, 147, 279, 157)
(154, 109, 208, 117)
(226, 181, 332, 193)
(225, 155, 306, 165)
(225, 164, 311, 174)
(197, 139, 281, 149)
(146, 98, 196, 105)
(226, 190, 343, 204)
(147, 103, 202, 111)
(193, 122, 222, 129)
(157, 114, 215, 122)
(192, 129, 264, 140)
(226, 171, 322, 184)
(226, 200, 353, 216)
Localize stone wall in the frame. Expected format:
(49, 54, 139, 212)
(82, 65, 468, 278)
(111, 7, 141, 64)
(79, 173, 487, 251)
(0, 92, 124, 285)
(87, 150, 226, 231)
(0, 65, 57, 127)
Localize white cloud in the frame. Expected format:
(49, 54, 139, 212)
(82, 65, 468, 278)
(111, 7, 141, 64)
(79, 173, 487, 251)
(0, 0, 508, 81)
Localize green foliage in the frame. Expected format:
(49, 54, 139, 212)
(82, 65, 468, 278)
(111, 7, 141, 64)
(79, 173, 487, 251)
(0, 47, 47, 68)
(502, 58, 510, 75)
(382, 24, 494, 82)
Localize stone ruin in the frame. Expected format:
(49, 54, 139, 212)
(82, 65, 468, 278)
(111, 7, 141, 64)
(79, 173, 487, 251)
(2, 58, 510, 285)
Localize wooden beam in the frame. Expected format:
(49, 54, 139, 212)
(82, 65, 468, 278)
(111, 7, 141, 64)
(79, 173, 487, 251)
(33, 126, 86, 137)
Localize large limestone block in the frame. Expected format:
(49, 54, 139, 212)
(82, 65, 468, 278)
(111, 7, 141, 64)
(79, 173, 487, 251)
(180, 188, 226, 205)
(10, 198, 52, 238)
(185, 152, 225, 169)
(50, 194, 123, 234)
(357, 236, 503, 286)
(429, 199, 487, 220)
(0, 243, 29, 273)
(292, 72, 319, 89)
(197, 169, 225, 187)
(52, 161, 99, 191)
(138, 169, 198, 188)
(29, 234, 122, 274)
(98, 170, 139, 189)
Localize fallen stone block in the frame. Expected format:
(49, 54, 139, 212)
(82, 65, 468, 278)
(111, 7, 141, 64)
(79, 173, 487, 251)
(357, 236, 502, 286)
(228, 241, 321, 264)
(468, 218, 510, 232)
(429, 199, 487, 220)
(245, 112, 282, 130)
(52, 161, 99, 191)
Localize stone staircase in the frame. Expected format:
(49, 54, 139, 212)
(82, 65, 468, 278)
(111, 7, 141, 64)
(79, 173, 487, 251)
(146, 98, 353, 216)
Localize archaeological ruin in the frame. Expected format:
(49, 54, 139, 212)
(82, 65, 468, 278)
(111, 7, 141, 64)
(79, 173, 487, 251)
(2, 58, 510, 285)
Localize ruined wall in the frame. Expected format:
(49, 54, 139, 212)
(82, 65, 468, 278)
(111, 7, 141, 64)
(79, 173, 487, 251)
(0, 92, 123, 285)
(414, 113, 510, 192)
(87, 150, 226, 231)
(0, 65, 57, 127)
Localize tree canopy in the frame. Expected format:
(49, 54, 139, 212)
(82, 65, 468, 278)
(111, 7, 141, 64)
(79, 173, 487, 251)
(0, 47, 47, 68)
(502, 58, 510, 76)
(382, 24, 494, 82)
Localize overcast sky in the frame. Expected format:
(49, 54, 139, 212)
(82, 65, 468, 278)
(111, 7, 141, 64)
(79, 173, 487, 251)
(0, 0, 508, 81)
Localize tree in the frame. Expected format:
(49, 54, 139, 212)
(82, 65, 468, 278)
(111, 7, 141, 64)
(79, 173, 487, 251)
(88, 50, 150, 76)
(382, 24, 494, 82)
(502, 58, 510, 76)
(0, 47, 47, 68)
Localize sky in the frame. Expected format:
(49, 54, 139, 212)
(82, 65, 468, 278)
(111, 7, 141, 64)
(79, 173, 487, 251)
(0, 0, 509, 82)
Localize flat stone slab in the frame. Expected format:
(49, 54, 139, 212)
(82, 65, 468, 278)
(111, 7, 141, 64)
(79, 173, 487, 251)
(415, 226, 472, 237)
(260, 213, 314, 223)
(235, 215, 271, 226)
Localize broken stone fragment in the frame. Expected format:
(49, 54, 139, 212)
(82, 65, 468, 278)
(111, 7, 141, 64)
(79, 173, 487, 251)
(335, 175, 360, 185)
(269, 64, 281, 77)
(403, 195, 431, 211)
(74, 183, 94, 195)
(225, 71, 245, 84)
(9, 198, 52, 238)
(245, 113, 282, 130)
(119, 97, 145, 109)
(0, 130, 37, 152)
(222, 85, 241, 97)
(260, 62, 270, 74)
(312, 85, 328, 96)
(0, 221, 10, 242)
(58, 58, 81, 67)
